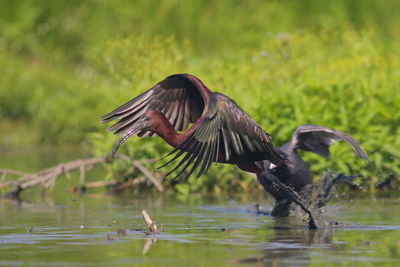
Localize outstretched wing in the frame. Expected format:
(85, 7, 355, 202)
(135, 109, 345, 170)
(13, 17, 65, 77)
(291, 125, 368, 159)
(101, 74, 210, 137)
(161, 93, 286, 179)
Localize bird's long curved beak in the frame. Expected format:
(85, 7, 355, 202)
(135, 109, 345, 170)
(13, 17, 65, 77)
(111, 121, 146, 157)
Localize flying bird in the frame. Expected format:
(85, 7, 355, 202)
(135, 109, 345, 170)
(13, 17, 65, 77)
(256, 125, 368, 217)
(101, 73, 287, 179)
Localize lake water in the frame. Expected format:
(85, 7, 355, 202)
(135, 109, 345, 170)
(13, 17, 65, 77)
(1, 193, 400, 266)
(1, 147, 399, 266)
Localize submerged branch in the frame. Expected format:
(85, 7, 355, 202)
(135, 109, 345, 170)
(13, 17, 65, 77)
(142, 210, 160, 234)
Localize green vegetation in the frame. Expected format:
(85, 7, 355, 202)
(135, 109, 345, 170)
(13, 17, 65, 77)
(1, 0, 399, 192)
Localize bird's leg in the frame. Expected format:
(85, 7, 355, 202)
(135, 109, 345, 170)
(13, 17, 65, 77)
(256, 171, 318, 229)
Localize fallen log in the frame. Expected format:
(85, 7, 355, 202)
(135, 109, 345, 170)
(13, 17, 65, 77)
(0, 153, 163, 198)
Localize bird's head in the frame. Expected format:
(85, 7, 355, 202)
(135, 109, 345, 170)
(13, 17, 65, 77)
(137, 110, 167, 131)
(111, 110, 164, 157)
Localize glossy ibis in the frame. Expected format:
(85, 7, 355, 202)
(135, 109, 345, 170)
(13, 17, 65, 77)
(102, 73, 287, 177)
(256, 125, 368, 217)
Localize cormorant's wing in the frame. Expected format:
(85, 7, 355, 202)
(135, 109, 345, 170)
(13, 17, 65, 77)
(290, 125, 368, 159)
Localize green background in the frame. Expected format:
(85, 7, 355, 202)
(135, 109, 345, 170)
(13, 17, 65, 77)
(1, 0, 399, 193)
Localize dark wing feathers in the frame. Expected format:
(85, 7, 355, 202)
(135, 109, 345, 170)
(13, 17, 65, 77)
(101, 74, 205, 136)
(291, 125, 368, 160)
(103, 74, 284, 180)
(164, 93, 284, 179)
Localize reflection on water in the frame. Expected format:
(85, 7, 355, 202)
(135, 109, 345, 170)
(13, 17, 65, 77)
(1, 194, 400, 266)
(257, 226, 334, 266)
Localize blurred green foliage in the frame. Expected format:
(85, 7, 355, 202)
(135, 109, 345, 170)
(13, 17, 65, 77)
(1, 0, 399, 192)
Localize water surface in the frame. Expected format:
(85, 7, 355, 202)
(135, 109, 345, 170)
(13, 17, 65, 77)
(1, 194, 399, 266)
